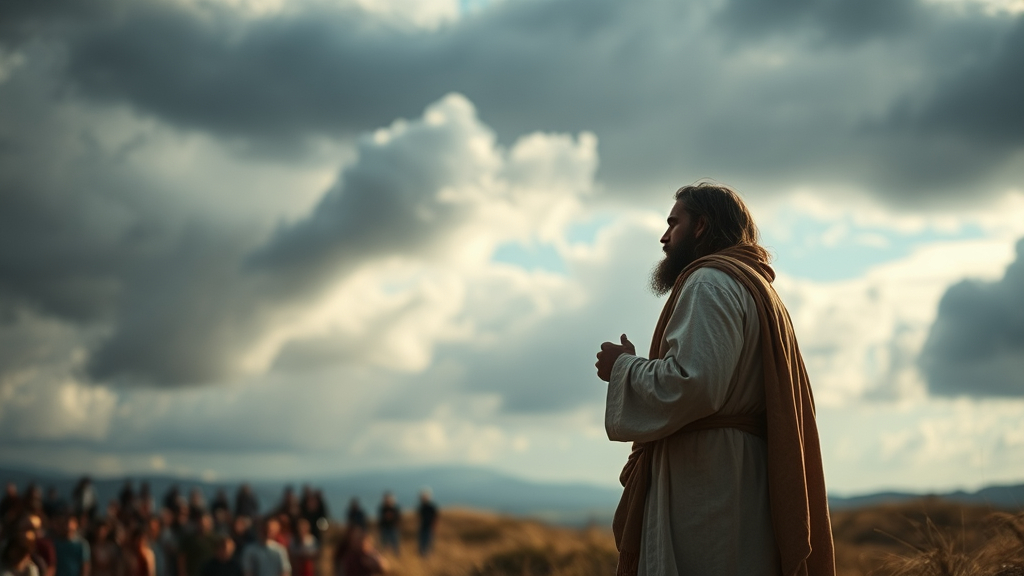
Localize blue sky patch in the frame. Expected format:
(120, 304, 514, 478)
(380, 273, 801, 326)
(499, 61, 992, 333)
(763, 214, 986, 281)
(566, 213, 617, 245)
(492, 242, 567, 273)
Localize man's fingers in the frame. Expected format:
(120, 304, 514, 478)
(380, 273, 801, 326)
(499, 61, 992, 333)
(620, 334, 631, 346)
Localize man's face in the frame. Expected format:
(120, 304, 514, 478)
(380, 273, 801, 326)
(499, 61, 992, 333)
(264, 519, 280, 541)
(64, 517, 78, 537)
(651, 200, 702, 295)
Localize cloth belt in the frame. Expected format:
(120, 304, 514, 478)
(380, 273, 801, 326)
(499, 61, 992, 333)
(675, 413, 767, 440)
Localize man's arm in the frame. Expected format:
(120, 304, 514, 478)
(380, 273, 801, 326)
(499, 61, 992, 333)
(604, 271, 749, 443)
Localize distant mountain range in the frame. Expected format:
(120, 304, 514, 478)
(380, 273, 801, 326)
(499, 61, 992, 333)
(1, 465, 1021, 525)
(827, 483, 1024, 510)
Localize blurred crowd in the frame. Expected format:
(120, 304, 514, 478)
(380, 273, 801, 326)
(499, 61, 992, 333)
(0, 479, 440, 576)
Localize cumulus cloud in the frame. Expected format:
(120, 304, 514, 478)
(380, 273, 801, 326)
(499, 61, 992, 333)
(920, 237, 1024, 396)
(760, 196, 1024, 404)
(0, 87, 598, 391)
(817, 397, 1024, 493)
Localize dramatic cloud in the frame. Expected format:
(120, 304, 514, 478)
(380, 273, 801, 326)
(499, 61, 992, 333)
(920, 237, 1024, 397)
(2, 0, 1024, 493)
(0, 88, 597, 388)
(2, 0, 1020, 202)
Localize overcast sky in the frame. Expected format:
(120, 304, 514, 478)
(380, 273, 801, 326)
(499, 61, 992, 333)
(1, 0, 1023, 496)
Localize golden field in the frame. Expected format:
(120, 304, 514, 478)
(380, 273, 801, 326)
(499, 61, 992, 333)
(320, 499, 1024, 576)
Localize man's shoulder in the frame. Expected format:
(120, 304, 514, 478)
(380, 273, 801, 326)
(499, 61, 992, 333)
(688, 266, 735, 287)
(686, 267, 747, 299)
(679, 266, 758, 318)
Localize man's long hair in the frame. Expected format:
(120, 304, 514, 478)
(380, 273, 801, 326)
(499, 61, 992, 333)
(675, 182, 771, 263)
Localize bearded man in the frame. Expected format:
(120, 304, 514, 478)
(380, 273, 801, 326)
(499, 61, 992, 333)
(595, 183, 835, 576)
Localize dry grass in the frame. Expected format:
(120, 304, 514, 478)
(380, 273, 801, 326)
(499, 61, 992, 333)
(831, 498, 1024, 576)
(320, 507, 617, 576)
(318, 500, 1023, 576)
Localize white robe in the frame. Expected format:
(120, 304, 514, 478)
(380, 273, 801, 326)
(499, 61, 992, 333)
(606, 267, 781, 576)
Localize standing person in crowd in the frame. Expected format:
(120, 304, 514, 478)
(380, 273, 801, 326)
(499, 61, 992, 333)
(122, 529, 154, 576)
(169, 510, 189, 560)
(144, 519, 166, 576)
(207, 496, 228, 525)
(343, 502, 364, 533)
(273, 491, 296, 532)
(53, 517, 89, 576)
(199, 538, 239, 576)
(1, 485, 19, 526)
(297, 494, 323, 543)
(286, 521, 316, 576)
(268, 518, 289, 551)
(227, 520, 251, 566)
(210, 511, 230, 540)
(240, 519, 289, 576)
(71, 480, 96, 525)
(415, 491, 438, 558)
(26, 515, 55, 576)
(232, 490, 257, 522)
(136, 486, 153, 522)
(375, 495, 399, 556)
(310, 493, 326, 532)
(153, 512, 177, 576)
(178, 516, 216, 576)
(42, 490, 66, 521)
(338, 529, 384, 576)
(186, 493, 206, 526)
(160, 489, 180, 519)
(21, 488, 43, 521)
(87, 524, 119, 576)
(2, 517, 39, 576)
(117, 484, 134, 518)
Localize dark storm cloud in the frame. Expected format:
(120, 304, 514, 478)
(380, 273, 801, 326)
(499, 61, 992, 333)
(0, 50, 281, 386)
(920, 238, 1024, 397)
(4, 0, 1019, 201)
(247, 95, 483, 282)
(0, 54, 172, 325)
(902, 17, 1024, 147)
(0, 75, 526, 387)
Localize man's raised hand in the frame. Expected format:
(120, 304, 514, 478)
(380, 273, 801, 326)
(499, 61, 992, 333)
(595, 334, 636, 382)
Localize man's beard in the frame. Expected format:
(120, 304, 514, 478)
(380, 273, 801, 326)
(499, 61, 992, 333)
(650, 238, 698, 296)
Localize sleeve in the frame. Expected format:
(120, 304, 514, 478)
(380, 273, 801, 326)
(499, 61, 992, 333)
(605, 275, 747, 443)
(81, 541, 91, 564)
(278, 547, 291, 575)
